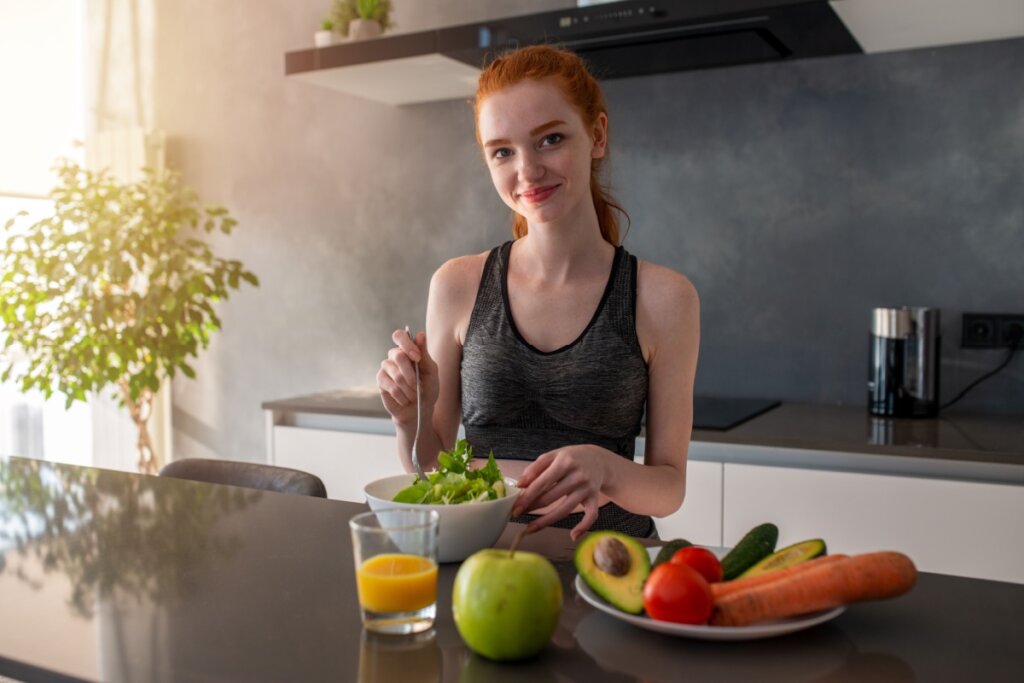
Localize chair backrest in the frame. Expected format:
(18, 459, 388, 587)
(158, 458, 328, 498)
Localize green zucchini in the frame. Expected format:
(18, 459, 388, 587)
(720, 523, 779, 580)
(652, 538, 693, 568)
(739, 539, 827, 578)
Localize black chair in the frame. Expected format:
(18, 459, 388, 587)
(158, 458, 328, 498)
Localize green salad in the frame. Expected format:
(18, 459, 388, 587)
(393, 439, 507, 505)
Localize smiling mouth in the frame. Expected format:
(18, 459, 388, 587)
(519, 185, 559, 203)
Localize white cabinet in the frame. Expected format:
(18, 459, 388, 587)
(653, 460, 723, 547)
(271, 426, 404, 502)
(266, 415, 1024, 584)
(723, 463, 1024, 584)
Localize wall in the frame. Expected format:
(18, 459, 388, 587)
(138, 1, 1023, 462)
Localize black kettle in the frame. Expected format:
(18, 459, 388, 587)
(868, 307, 941, 418)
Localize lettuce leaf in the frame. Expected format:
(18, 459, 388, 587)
(392, 439, 506, 505)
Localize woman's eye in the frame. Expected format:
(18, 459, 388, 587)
(492, 148, 512, 159)
(541, 133, 563, 146)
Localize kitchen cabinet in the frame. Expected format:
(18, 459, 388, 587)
(271, 425, 402, 502)
(265, 394, 1024, 582)
(284, 1, 859, 106)
(283, 1, 1024, 106)
(723, 462, 1024, 584)
(651, 460, 722, 546)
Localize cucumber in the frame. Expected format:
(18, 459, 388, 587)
(652, 538, 693, 568)
(720, 523, 779, 580)
(739, 539, 827, 578)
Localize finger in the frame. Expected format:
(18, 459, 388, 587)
(378, 361, 415, 404)
(386, 348, 418, 390)
(525, 493, 586, 534)
(569, 500, 600, 542)
(391, 329, 422, 362)
(511, 462, 563, 516)
(415, 331, 438, 373)
(379, 390, 406, 414)
(516, 451, 556, 488)
(377, 376, 409, 409)
(526, 476, 584, 512)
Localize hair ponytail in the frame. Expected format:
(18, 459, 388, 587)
(476, 45, 630, 246)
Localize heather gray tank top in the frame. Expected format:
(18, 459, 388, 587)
(461, 241, 652, 536)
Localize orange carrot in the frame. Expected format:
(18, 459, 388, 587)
(710, 551, 917, 627)
(711, 554, 849, 600)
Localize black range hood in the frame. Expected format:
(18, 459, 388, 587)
(441, 0, 861, 79)
(285, 0, 863, 105)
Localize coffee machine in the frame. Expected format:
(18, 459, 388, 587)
(868, 307, 941, 418)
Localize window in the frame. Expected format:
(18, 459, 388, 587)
(0, 1, 90, 466)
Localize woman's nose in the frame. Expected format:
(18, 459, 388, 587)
(517, 153, 544, 181)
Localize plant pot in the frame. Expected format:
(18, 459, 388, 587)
(348, 18, 382, 41)
(314, 30, 336, 48)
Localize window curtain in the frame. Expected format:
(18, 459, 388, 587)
(85, 0, 172, 472)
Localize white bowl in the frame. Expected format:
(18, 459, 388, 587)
(363, 473, 521, 563)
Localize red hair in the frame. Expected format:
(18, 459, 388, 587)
(474, 45, 629, 246)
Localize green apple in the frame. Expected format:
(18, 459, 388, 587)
(452, 548, 563, 661)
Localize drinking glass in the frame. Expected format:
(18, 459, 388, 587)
(358, 629, 441, 683)
(350, 509, 439, 634)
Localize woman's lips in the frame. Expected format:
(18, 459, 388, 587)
(519, 185, 559, 204)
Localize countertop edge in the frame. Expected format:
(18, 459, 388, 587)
(262, 392, 1024, 485)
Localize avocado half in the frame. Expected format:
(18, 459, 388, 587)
(574, 531, 651, 615)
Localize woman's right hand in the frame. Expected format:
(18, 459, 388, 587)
(377, 329, 439, 426)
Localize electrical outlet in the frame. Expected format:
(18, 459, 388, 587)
(961, 313, 1024, 348)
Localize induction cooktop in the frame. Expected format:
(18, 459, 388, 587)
(692, 396, 781, 431)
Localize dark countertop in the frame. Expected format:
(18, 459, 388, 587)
(263, 390, 1024, 475)
(2, 455, 1022, 682)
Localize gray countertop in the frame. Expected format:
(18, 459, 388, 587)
(2, 455, 1022, 682)
(263, 389, 1024, 473)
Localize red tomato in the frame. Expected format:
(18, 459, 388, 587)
(670, 546, 724, 584)
(642, 562, 713, 625)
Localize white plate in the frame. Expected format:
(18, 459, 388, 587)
(574, 547, 845, 641)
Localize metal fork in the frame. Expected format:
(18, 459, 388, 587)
(405, 326, 428, 482)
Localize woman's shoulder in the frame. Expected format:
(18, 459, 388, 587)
(635, 258, 699, 309)
(633, 258, 699, 359)
(432, 249, 491, 290)
(428, 248, 495, 316)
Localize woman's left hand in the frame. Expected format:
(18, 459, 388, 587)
(511, 445, 610, 541)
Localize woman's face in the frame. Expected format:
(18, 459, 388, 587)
(477, 78, 607, 229)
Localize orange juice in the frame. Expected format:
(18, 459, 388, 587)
(356, 553, 438, 613)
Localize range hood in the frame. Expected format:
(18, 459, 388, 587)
(284, 0, 1024, 105)
(286, 0, 860, 104)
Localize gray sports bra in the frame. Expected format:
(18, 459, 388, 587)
(460, 241, 653, 536)
(461, 240, 648, 458)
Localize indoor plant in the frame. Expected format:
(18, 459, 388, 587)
(330, 0, 394, 40)
(315, 17, 338, 47)
(0, 161, 258, 474)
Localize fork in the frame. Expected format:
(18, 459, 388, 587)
(405, 326, 428, 482)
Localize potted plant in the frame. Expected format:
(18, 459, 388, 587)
(330, 0, 394, 41)
(314, 17, 338, 48)
(0, 161, 259, 475)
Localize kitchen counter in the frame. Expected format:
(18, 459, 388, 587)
(262, 389, 1024, 484)
(2, 455, 1022, 682)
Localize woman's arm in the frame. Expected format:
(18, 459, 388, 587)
(382, 254, 485, 473)
(512, 261, 699, 539)
(609, 260, 700, 513)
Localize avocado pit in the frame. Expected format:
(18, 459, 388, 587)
(594, 537, 632, 577)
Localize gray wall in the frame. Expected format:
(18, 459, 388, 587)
(148, 1, 1024, 462)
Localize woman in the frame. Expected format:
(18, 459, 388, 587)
(377, 45, 699, 541)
